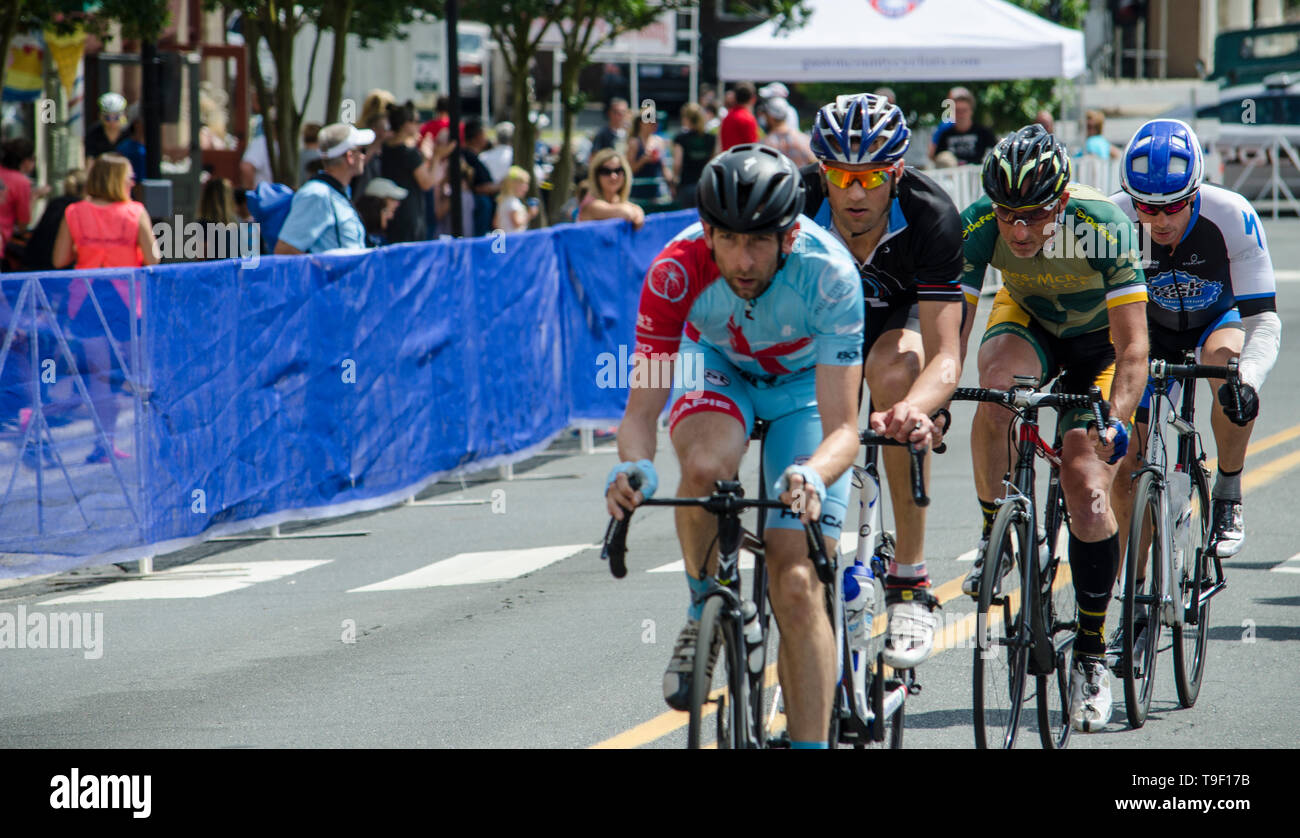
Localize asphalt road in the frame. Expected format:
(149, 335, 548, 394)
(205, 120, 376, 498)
(1, 222, 1297, 750)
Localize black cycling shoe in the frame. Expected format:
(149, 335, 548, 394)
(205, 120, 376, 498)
(1210, 499, 1244, 557)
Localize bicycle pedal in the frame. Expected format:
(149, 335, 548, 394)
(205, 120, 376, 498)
(766, 732, 792, 749)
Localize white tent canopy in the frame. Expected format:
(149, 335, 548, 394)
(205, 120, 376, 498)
(718, 0, 1085, 82)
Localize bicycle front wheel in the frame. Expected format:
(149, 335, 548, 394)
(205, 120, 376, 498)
(973, 502, 1030, 750)
(688, 595, 747, 749)
(1037, 490, 1075, 749)
(1123, 471, 1164, 728)
(1173, 465, 1212, 708)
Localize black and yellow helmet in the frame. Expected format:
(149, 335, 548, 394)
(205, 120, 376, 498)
(981, 125, 1070, 209)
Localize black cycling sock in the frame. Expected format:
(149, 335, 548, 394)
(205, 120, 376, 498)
(1069, 532, 1121, 659)
(1214, 467, 1243, 502)
(979, 499, 998, 538)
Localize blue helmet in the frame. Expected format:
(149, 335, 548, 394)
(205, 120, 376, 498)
(811, 93, 910, 165)
(1120, 119, 1204, 204)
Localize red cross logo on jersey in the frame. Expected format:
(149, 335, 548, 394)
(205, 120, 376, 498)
(725, 315, 811, 375)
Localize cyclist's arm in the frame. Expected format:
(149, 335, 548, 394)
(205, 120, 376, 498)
(1105, 300, 1150, 426)
(813, 363, 864, 480)
(957, 197, 996, 362)
(1226, 205, 1281, 391)
(911, 299, 963, 413)
(616, 358, 672, 464)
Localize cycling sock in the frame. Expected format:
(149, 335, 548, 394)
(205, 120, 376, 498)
(1069, 532, 1120, 658)
(979, 499, 998, 538)
(886, 560, 929, 588)
(1213, 467, 1243, 502)
(790, 740, 829, 749)
(686, 571, 709, 622)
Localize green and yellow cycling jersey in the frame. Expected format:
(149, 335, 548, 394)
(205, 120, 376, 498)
(959, 183, 1147, 339)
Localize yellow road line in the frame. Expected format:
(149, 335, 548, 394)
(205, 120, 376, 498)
(1243, 448, 1300, 493)
(1206, 422, 1300, 473)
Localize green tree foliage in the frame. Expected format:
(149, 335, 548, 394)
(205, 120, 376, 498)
(794, 0, 1088, 137)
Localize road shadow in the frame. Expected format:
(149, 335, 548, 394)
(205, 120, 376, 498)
(1208, 624, 1300, 642)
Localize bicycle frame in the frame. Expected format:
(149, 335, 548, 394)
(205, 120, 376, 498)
(1139, 358, 1229, 629)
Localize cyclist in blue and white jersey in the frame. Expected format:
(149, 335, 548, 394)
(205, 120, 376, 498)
(800, 93, 965, 669)
(1111, 119, 1282, 558)
(605, 145, 889, 749)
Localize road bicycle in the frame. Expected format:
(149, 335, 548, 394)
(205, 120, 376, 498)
(600, 424, 927, 749)
(1112, 354, 1236, 727)
(956, 378, 1108, 749)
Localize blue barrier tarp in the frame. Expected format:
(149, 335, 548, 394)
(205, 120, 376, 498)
(1, 209, 696, 571)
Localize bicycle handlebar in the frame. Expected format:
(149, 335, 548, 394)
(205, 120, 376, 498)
(952, 384, 1106, 415)
(600, 475, 835, 583)
(860, 430, 930, 508)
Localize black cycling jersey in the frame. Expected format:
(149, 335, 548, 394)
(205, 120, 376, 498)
(801, 162, 965, 311)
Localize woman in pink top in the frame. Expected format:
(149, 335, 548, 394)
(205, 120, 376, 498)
(53, 153, 158, 464)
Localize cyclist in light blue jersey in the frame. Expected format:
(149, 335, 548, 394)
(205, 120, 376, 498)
(605, 145, 884, 749)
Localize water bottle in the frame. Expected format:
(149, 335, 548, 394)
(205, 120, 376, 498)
(844, 559, 875, 651)
(741, 600, 764, 676)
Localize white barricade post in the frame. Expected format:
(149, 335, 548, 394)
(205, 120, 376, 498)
(1222, 132, 1300, 219)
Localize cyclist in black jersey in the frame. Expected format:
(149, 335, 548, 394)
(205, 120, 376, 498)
(804, 93, 965, 669)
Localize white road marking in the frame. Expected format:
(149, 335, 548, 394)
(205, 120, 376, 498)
(1271, 552, 1300, 573)
(41, 560, 330, 603)
(955, 549, 978, 562)
(1274, 270, 1300, 282)
(350, 544, 594, 591)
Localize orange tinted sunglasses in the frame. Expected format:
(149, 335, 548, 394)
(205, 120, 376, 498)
(822, 163, 896, 190)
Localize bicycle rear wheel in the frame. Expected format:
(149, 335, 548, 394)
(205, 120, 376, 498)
(1123, 471, 1163, 729)
(1037, 489, 1075, 749)
(688, 595, 746, 749)
(1173, 465, 1212, 708)
(973, 502, 1030, 750)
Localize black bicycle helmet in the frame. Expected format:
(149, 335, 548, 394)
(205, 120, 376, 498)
(981, 124, 1070, 209)
(697, 144, 805, 234)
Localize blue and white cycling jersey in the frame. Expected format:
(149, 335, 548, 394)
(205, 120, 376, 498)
(1113, 183, 1277, 333)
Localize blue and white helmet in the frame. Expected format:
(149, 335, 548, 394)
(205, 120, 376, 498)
(1120, 118, 1204, 204)
(811, 93, 910, 165)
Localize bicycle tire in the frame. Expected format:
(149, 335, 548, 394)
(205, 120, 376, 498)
(1122, 471, 1163, 729)
(973, 502, 1030, 750)
(1036, 487, 1074, 749)
(688, 595, 746, 749)
(1173, 464, 1212, 708)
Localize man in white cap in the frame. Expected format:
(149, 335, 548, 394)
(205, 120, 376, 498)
(274, 122, 374, 254)
(758, 82, 799, 131)
(758, 98, 813, 166)
(86, 92, 129, 160)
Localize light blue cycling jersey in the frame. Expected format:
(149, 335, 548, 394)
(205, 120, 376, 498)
(634, 216, 866, 382)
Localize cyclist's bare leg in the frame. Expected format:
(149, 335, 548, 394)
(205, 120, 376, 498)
(1060, 427, 1119, 542)
(865, 327, 926, 565)
(1201, 327, 1252, 473)
(972, 333, 1044, 504)
(670, 411, 747, 579)
(765, 527, 838, 744)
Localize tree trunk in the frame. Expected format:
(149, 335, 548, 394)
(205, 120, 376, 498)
(550, 54, 583, 211)
(324, 0, 353, 124)
(245, 16, 277, 182)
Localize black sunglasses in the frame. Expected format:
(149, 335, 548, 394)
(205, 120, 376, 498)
(597, 166, 624, 177)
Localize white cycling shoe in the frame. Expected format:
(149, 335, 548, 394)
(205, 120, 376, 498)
(1068, 657, 1113, 732)
(883, 587, 940, 669)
